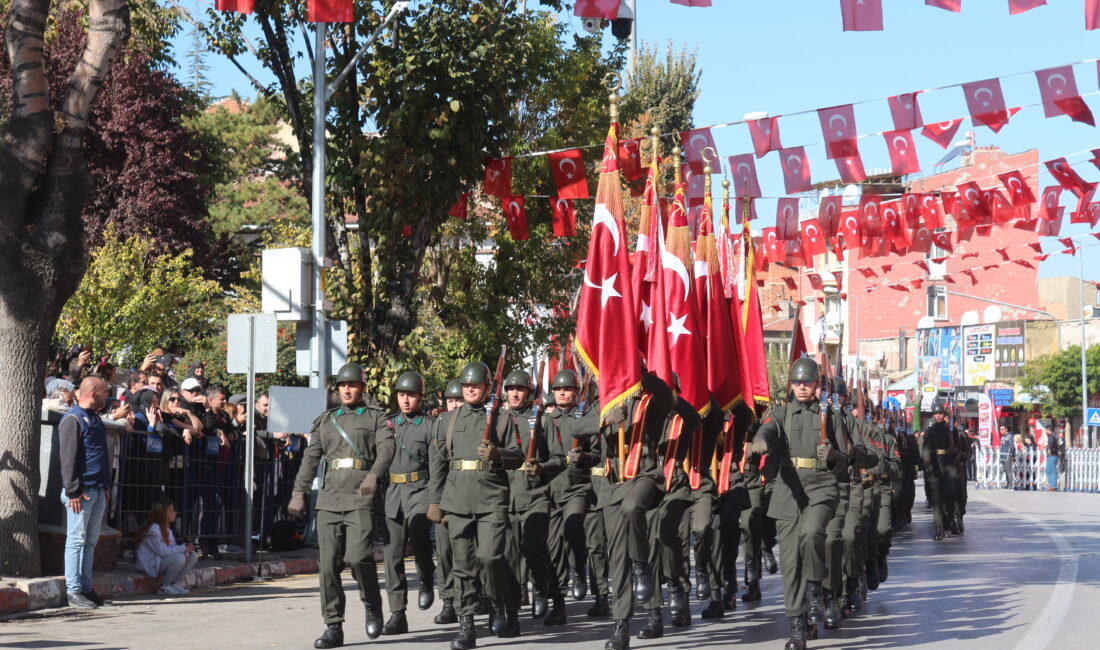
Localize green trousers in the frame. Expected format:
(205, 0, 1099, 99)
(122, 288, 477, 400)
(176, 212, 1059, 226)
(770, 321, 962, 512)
(383, 508, 434, 613)
(584, 504, 611, 597)
(435, 520, 454, 601)
(548, 495, 589, 598)
(448, 510, 510, 616)
(601, 477, 662, 620)
(775, 501, 835, 617)
(843, 483, 865, 581)
(316, 509, 382, 624)
(506, 508, 555, 605)
(824, 484, 850, 594)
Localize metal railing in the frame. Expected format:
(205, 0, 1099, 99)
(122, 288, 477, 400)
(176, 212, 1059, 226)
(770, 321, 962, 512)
(973, 446, 1100, 492)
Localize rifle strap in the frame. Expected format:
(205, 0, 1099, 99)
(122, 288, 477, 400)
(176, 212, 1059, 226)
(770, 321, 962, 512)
(330, 414, 368, 463)
(446, 410, 459, 458)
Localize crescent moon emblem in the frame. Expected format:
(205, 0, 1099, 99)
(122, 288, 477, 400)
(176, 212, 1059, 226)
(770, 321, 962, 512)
(965, 188, 980, 203)
(783, 205, 794, 221)
(864, 202, 878, 218)
(1052, 161, 1067, 175)
(883, 207, 898, 225)
(1046, 72, 1067, 90)
(592, 203, 621, 255)
(558, 157, 577, 177)
(737, 162, 752, 179)
(690, 134, 709, 153)
(937, 120, 957, 130)
(660, 249, 691, 297)
(845, 215, 859, 232)
(556, 199, 570, 212)
(974, 87, 995, 105)
(922, 196, 934, 210)
(1007, 177, 1023, 193)
(892, 135, 909, 153)
(786, 155, 802, 174)
(1045, 190, 1057, 207)
(825, 203, 836, 217)
(829, 114, 848, 134)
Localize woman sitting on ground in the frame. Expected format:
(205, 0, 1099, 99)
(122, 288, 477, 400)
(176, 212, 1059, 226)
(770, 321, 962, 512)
(134, 499, 197, 596)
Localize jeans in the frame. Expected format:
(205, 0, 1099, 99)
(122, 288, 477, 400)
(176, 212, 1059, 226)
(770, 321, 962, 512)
(160, 552, 199, 585)
(1046, 456, 1059, 490)
(62, 486, 108, 594)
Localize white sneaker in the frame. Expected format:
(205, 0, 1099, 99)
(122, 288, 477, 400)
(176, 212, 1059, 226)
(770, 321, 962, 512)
(169, 584, 190, 595)
(157, 585, 177, 596)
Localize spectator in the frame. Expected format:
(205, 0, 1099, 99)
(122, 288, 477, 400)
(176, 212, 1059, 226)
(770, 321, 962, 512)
(134, 499, 197, 596)
(145, 372, 166, 398)
(203, 386, 239, 447)
(185, 361, 207, 389)
(45, 385, 76, 410)
(120, 370, 147, 404)
(160, 390, 204, 442)
(58, 377, 112, 609)
(1045, 429, 1061, 491)
(67, 345, 94, 384)
(178, 377, 207, 417)
(998, 425, 1015, 489)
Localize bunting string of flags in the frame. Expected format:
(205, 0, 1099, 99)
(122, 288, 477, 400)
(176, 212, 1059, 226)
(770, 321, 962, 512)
(842, 0, 1100, 32)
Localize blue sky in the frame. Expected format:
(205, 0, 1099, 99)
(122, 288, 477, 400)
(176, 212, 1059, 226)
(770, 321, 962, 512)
(176, 0, 1098, 282)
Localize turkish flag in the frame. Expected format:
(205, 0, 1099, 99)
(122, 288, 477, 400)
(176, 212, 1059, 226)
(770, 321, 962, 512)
(911, 227, 933, 254)
(785, 236, 806, 269)
(1008, 0, 1045, 14)
(735, 196, 758, 224)
(681, 164, 706, 208)
(779, 147, 811, 194)
(997, 170, 1036, 207)
(448, 193, 470, 220)
(1045, 158, 1092, 197)
(927, 0, 961, 12)
(483, 157, 512, 197)
(819, 196, 843, 237)
(883, 129, 920, 175)
(988, 190, 1017, 224)
(921, 118, 964, 149)
(901, 193, 922, 228)
(737, 221, 771, 406)
(818, 104, 859, 159)
(963, 78, 1013, 133)
(930, 231, 954, 252)
(618, 138, 644, 182)
(547, 149, 589, 200)
(1036, 66, 1081, 116)
(888, 91, 923, 131)
(840, 208, 861, 250)
(550, 197, 576, 237)
(857, 267, 877, 279)
(1037, 207, 1064, 236)
(761, 227, 782, 264)
(574, 0, 619, 19)
(1070, 185, 1098, 224)
(1054, 96, 1095, 127)
(308, 0, 353, 22)
(919, 193, 944, 229)
(634, 157, 666, 359)
(1089, 0, 1100, 29)
(840, 0, 883, 31)
(728, 154, 762, 198)
(1038, 186, 1062, 220)
(747, 117, 782, 158)
(693, 203, 743, 411)
(957, 181, 990, 218)
(806, 273, 823, 291)
(216, 0, 255, 12)
(835, 154, 868, 183)
(575, 123, 641, 421)
(776, 198, 800, 241)
(801, 218, 828, 258)
(858, 195, 882, 240)
(881, 201, 911, 249)
(681, 128, 718, 174)
(503, 196, 528, 240)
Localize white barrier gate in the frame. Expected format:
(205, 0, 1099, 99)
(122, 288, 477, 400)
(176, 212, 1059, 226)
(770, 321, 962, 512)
(973, 447, 1100, 492)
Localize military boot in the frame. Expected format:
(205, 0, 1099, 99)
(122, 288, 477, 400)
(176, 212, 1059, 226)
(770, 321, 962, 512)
(532, 588, 548, 619)
(878, 553, 889, 583)
(637, 608, 664, 639)
(365, 606, 383, 640)
(865, 559, 880, 591)
(700, 597, 724, 619)
(784, 615, 806, 650)
(668, 590, 690, 627)
(419, 584, 435, 611)
(605, 619, 630, 650)
(805, 581, 824, 626)
(957, 514, 965, 534)
(520, 587, 530, 608)
(695, 565, 711, 600)
(745, 563, 759, 588)
(435, 598, 457, 625)
(805, 612, 819, 640)
(489, 601, 508, 637)
(741, 580, 762, 602)
(587, 593, 611, 617)
(572, 568, 587, 600)
(949, 517, 960, 535)
(933, 526, 945, 541)
(844, 577, 862, 615)
(543, 596, 567, 626)
(450, 615, 476, 650)
(498, 609, 521, 638)
(823, 589, 842, 629)
(763, 548, 778, 574)
(382, 611, 408, 635)
(313, 623, 343, 649)
(631, 561, 654, 603)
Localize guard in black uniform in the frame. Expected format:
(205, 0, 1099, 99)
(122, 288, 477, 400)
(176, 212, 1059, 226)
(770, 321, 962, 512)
(922, 404, 958, 541)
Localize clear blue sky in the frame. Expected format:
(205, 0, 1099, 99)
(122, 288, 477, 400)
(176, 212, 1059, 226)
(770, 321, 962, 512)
(176, 0, 1098, 282)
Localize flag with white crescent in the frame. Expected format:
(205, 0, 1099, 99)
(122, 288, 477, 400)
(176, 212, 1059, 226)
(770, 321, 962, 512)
(738, 220, 770, 406)
(694, 195, 743, 411)
(547, 149, 590, 200)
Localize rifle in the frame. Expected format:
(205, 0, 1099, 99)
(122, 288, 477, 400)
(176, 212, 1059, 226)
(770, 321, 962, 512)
(525, 359, 546, 465)
(481, 345, 508, 445)
(817, 332, 829, 446)
(571, 369, 592, 451)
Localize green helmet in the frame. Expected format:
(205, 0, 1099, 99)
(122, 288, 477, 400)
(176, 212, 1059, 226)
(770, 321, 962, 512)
(551, 369, 579, 389)
(833, 377, 848, 396)
(789, 358, 820, 383)
(504, 369, 533, 390)
(444, 379, 463, 399)
(931, 403, 946, 415)
(394, 371, 424, 394)
(459, 361, 491, 385)
(335, 362, 365, 385)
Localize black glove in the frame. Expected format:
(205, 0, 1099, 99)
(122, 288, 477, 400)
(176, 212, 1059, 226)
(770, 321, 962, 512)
(288, 492, 307, 518)
(522, 462, 542, 477)
(816, 444, 838, 464)
(357, 473, 379, 498)
(477, 442, 502, 463)
(567, 448, 587, 467)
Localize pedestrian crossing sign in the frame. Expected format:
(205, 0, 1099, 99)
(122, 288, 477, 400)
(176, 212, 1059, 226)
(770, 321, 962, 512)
(1088, 408, 1100, 426)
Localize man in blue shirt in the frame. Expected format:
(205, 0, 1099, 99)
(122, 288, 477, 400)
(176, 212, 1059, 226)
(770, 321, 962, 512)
(58, 377, 112, 608)
(998, 425, 1015, 489)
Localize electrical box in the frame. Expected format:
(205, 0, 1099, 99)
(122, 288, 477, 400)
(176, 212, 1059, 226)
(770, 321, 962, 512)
(261, 247, 312, 321)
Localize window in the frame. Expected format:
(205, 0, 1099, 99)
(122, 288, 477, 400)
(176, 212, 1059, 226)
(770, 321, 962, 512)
(927, 285, 947, 319)
(926, 229, 948, 279)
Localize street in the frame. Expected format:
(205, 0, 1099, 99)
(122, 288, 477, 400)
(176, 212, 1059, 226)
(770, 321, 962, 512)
(3, 486, 1098, 650)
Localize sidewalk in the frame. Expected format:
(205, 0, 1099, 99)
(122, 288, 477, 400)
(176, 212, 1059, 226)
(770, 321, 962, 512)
(0, 548, 319, 617)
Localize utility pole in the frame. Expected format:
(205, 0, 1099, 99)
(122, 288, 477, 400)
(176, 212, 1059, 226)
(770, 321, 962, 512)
(1081, 251, 1090, 447)
(627, 0, 638, 76)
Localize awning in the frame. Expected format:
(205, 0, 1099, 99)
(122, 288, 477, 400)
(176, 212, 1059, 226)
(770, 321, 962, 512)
(886, 371, 918, 392)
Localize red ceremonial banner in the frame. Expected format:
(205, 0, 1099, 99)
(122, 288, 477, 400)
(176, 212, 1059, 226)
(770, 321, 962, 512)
(728, 154, 762, 198)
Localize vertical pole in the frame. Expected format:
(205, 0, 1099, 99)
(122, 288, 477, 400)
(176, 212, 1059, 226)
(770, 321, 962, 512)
(310, 24, 330, 392)
(1081, 251, 1090, 447)
(244, 316, 256, 563)
(627, 0, 637, 76)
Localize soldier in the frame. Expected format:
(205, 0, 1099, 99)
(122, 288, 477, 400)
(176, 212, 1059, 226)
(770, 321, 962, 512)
(953, 425, 974, 533)
(710, 404, 753, 616)
(496, 369, 558, 620)
(922, 404, 958, 541)
(864, 409, 899, 590)
(288, 363, 395, 649)
(432, 379, 464, 626)
(683, 401, 730, 620)
(428, 362, 525, 649)
(750, 358, 848, 650)
(378, 372, 435, 635)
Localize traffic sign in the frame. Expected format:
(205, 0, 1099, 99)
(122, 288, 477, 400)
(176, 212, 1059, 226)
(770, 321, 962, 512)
(1088, 408, 1100, 427)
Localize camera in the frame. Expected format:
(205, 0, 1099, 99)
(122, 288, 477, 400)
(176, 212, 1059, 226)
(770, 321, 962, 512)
(582, 17, 603, 35)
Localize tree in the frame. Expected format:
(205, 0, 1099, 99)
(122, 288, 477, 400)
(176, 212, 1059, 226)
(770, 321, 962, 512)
(0, 0, 131, 576)
(1018, 344, 1100, 429)
(620, 41, 701, 134)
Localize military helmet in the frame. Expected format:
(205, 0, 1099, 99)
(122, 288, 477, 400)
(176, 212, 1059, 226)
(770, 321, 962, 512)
(459, 361, 491, 385)
(504, 369, 533, 390)
(394, 371, 425, 394)
(444, 379, 463, 399)
(931, 402, 946, 415)
(789, 357, 820, 383)
(335, 362, 365, 385)
(833, 376, 848, 396)
(551, 369, 579, 389)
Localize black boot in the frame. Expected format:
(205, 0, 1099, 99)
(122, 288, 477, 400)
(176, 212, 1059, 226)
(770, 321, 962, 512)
(571, 568, 587, 600)
(823, 589, 842, 630)
(844, 577, 861, 615)
(490, 601, 508, 637)
(700, 598, 724, 619)
(365, 606, 383, 640)
(532, 589, 548, 619)
(476, 596, 491, 616)
(498, 609, 521, 638)
(805, 581, 824, 626)
(631, 561, 654, 604)
(605, 619, 630, 650)
(587, 593, 611, 617)
(419, 584, 435, 611)
(450, 615, 476, 650)
(957, 514, 965, 534)
(741, 580, 762, 602)
(435, 598, 457, 625)
(878, 553, 889, 584)
(723, 583, 739, 609)
(764, 548, 778, 574)
(745, 563, 759, 587)
(668, 590, 690, 627)
(784, 615, 806, 650)
(637, 608, 663, 639)
(695, 565, 711, 600)
(314, 623, 343, 649)
(949, 517, 960, 535)
(933, 526, 945, 541)
(865, 560, 880, 592)
(520, 587, 530, 608)
(543, 596, 567, 626)
(859, 574, 868, 601)
(805, 611, 819, 640)
(381, 611, 408, 636)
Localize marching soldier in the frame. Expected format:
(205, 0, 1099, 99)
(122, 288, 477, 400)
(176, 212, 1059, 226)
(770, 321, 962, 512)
(710, 404, 753, 615)
(428, 362, 525, 649)
(953, 425, 974, 533)
(864, 409, 899, 589)
(288, 363, 395, 649)
(683, 401, 730, 619)
(379, 372, 435, 635)
(922, 404, 958, 541)
(750, 358, 848, 650)
(432, 379, 464, 626)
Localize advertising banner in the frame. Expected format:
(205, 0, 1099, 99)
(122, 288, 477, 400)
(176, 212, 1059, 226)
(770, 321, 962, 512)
(917, 326, 962, 389)
(963, 324, 996, 386)
(994, 320, 1026, 380)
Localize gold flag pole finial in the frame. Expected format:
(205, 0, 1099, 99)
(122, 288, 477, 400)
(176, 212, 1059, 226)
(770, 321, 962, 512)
(702, 146, 717, 198)
(606, 72, 622, 122)
(672, 141, 682, 185)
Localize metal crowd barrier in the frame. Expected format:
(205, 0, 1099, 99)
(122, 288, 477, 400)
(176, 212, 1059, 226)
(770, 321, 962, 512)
(973, 446, 1100, 492)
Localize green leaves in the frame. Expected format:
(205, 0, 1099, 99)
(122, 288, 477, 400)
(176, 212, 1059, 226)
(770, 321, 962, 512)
(1018, 344, 1100, 422)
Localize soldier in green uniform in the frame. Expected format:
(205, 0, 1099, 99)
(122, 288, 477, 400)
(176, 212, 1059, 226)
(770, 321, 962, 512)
(428, 362, 525, 649)
(432, 379, 464, 626)
(922, 404, 958, 541)
(682, 401, 726, 619)
(953, 424, 973, 533)
(863, 408, 899, 592)
(709, 404, 752, 616)
(751, 358, 849, 650)
(378, 371, 435, 635)
(288, 363, 395, 649)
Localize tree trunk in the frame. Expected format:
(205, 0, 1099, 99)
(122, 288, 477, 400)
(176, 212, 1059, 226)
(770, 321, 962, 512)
(0, 0, 130, 577)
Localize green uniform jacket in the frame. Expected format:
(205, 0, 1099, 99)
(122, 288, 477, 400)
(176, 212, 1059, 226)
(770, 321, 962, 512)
(429, 401, 524, 516)
(496, 402, 554, 514)
(837, 410, 878, 477)
(921, 420, 956, 475)
(293, 403, 395, 512)
(381, 410, 434, 519)
(545, 403, 600, 506)
(866, 423, 900, 483)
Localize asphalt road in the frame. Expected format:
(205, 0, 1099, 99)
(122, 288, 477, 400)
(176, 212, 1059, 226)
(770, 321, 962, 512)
(3, 485, 1097, 649)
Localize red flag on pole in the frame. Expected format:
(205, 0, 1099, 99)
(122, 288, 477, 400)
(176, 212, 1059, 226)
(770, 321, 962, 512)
(547, 149, 590, 200)
(216, 0, 255, 12)
(883, 130, 920, 175)
(780, 147, 812, 194)
(308, 0, 353, 22)
(840, 0, 883, 31)
(483, 157, 512, 197)
(550, 197, 577, 237)
(738, 221, 771, 407)
(921, 118, 964, 149)
(818, 104, 860, 159)
(694, 197, 742, 411)
(787, 305, 809, 367)
(728, 154, 762, 198)
(747, 117, 782, 158)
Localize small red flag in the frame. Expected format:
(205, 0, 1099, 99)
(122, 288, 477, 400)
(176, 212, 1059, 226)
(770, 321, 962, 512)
(957, 182, 989, 218)
(1089, 0, 1100, 29)
(681, 128, 718, 174)
(503, 196, 528, 240)
(216, 0, 255, 12)
(807, 273, 823, 290)
(834, 154, 868, 183)
(1035, 66, 1095, 126)
(962, 270, 978, 286)
(1008, 0, 1045, 14)
(1038, 186, 1062, 220)
(920, 193, 944, 229)
(574, 0, 619, 19)
(801, 218, 828, 259)
(1055, 96, 1095, 127)
(1070, 185, 1098, 224)
(840, 0, 883, 31)
(881, 201, 911, 249)
(783, 276, 798, 291)
(550, 197, 576, 237)
(779, 147, 812, 194)
(911, 227, 933, 254)
(883, 130, 920, 175)
(931, 231, 954, 252)
(747, 117, 782, 158)
(1045, 158, 1092, 197)
(818, 104, 860, 159)
(921, 119, 964, 149)
(776, 198, 800, 241)
(888, 92, 924, 131)
(998, 171, 1036, 207)
(484, 157, 512, 198)
(819, 196, 843, 237)
(548, 149, 589, 200)
(962, 79, 1012, 133)
(728, 154, 762, 198)
(308, 0, 353, 22)
(840, 208, 862, 249)
(1012, 259, 1035, 269)
(857, 267, 877, 279)
(448, 193, 470, 220)
(618, 138, 644, 182)
(901, 193, 922, 228)
(927, 0, 961, 11)
(1037, 207, 1064, 236)
(762, 227, 782, 264)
